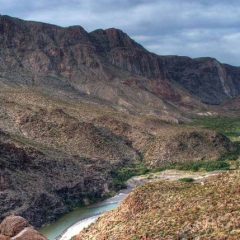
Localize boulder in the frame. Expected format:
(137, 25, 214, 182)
(0, 234, 9, 240)
(11, 227, 47, 240)
(0, 216, 29, 237)
(0, 216, 47, 240)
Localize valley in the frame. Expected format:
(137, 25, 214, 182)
(0, 14, 240, 240)
(40, 169, 224, 240)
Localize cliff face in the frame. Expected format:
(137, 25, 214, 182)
(0, 15, 239, 108)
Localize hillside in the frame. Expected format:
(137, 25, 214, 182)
(0, 15, 240, 121)
(0, 14, 240, 231)
(0, 84, 237, 228)
(77, 171, 240, 240)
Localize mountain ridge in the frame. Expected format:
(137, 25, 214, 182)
(0, 14, 239, 110)
(0, 14, 240, 232)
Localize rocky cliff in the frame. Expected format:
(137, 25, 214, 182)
(0, 14, 240, 111)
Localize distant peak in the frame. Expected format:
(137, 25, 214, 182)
(105, 27, 125, 33)
(90, 27, 145, 51)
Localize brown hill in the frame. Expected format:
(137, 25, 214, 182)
(77, 171, 240, 240)
(144, 128, 235, 168)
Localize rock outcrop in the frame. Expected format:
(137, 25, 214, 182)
(0, 14, 239, 112)
(0, 216, 47, 240)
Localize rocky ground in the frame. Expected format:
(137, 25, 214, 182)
(77, 170, 240, 240)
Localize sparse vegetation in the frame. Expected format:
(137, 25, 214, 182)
(77, 171, 240, 240)
(152, 159, 231, 173)
(179, 177, 194, 183)
(191, 117, 240, 141)
(111, 163, 150, 190)
(175, 160, 231, 172)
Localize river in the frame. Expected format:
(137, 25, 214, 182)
(39, 170, 214, 240)
(39, 186, 134, 240)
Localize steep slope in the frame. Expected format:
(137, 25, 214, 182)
(0, 86, 142, 227)
(16, 108, 137, 161)
(77, 171, 240, 240)
(0, 129, 131, 227)
(0, 15, 240, 116)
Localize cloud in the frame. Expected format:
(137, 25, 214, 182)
(0, 0, 240, 66)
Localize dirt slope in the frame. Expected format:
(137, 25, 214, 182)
(77, 171, 240, 240)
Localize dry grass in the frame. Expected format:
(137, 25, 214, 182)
(77, 171, 240, 240)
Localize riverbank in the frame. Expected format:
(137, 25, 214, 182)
(40, 169, 223, 240)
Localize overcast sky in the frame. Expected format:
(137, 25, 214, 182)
(1, 0, 240, 66)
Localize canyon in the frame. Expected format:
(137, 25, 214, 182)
(0, 14, 240, 239)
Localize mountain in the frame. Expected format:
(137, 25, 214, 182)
(0, 15, 240, 119)
(0, 15, 239, 230)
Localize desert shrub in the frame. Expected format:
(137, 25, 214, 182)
(179, 177, 195, 183)
(155, 160, 231, 172)
(175, 160, 230, 172)
(111, 163, 149, 190)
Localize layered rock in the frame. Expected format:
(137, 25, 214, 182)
(0, 14, 239, 110)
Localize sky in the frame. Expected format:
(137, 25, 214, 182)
(1, 0, 240, 66)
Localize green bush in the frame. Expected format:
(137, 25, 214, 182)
(175, 160, 230, 172)
(190, 117, 240, 140)
(157, 160, 230, 172)
(203, 161, 230, 172)
(111, 163, 149, 190)
(179, 178, 195, 183)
